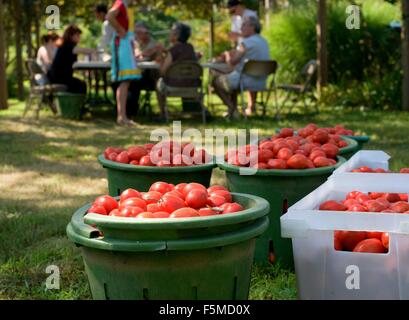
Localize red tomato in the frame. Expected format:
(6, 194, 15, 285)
(88, 205, 107, 215)
(369, 192, 384, 200)
(346, 191, 361, 200)
(338, 140, 348, 148)
(222, 203, 244, 214)
(149, 182, 173, 195)
(343, 199, 359, 207)
(120, 189, 142, 203)
(390, 201, 409, 213)
(144, 143, 155, 150)
(175, 183, 188, 194)
(172, 154, 192, 166)
(119, 206, 144, 218)
(356, 193, 370, 204)
(321, 143, 339, 159)
(165, 190, 185, 200)
(400, 168, 409, 174)
(359, 166, 373, 173)
(383, 193, 401, 203)
(116, 151, 130, 164)
(258, 149, 275, 163)
(120, 197, 147, 211)
(319, 200, 347, 211)
(365, 200, 387, 212)
(138, 211, 170, 219)
(273, 142, 291, 155)
(400, 194, 409, 202)
(147, 203, 162, 213)
(207, 194, 227, 207)
(374, 168, 387, 173)
(160, 195, 186, 213)
(253, 162, 269, 169)
(104, 147, 117, 158)
(185, 189, 208, 209)
(128, 146, 147, 161)
(156, 160, 172, 167)
(210, 190, 232, 203)
(313, 156, 332, 168)
(267, 159, 287, 169)
(376, 197, 390, 209)
(193, 149, 211, 165)
(366, 231, 383, 240)
(348, 204, 368, 212)
(276, 148, 293, 161)
(353, 238, 386, 254)
(334, 236, 343, 251)
(198, 208, 219, 216)
(381, 232, 389, 249)
(312, 129, 329, 144)
(130, 160, 139, 165)
(335, 231, 367, 251)
(142, 191, 162, 204)
(309, 150, 326, 161)
(170, 208, 199, 218)
(108, 153, 118, 161)
(94, 195, 118, 213)
(259, 141, 275, 151)
(183, 183, 207, 197)
(139, 155, 154, 166)
(207, 185, 228, 194)
(287, 154, 310, 169)
(279, 128, 294, 138)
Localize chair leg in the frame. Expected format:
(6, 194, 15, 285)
(240, 88, 247, 121)
(200, 96, 206, 125)
(23, 93, 33, 118)
(276, 91, 291, 119)
(36, 93, 44, 120)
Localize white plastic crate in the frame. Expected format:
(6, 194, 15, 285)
(281, 174, 409, 300)
(331, 150, 391, 177)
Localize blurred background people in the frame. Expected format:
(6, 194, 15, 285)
(227, 0, 258, 48)
(48, 25, 95, 94)
(36, 32, 60, 85)
(133, 22, 163, 61)
(95, 4, 114, 56)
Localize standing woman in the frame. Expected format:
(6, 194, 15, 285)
(107, 0, 141, 126)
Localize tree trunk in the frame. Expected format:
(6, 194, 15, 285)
(25, 2, 33, 59)
(402, 0, 409, 111)
(316, 0, 328, 95)
(264, 0, 271, 27)
(14, 0, 25, 101)
(209, 5, 215, 58)
(0, 0, 8, 109)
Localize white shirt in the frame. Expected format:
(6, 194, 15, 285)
(98, 20, 114, 52)
(231, 9, 258, 34)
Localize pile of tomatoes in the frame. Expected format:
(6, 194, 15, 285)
(319, 191, 409, 254)
(225, 124, 344, 169)
(87, 182, 245, 219)
(351, 166, 409, 174)
(104, 141, 212, 167)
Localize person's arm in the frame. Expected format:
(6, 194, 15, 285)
(226, 44, 246, 66)
(107, 7, 127, 38)
(160, 52, 173, 75)
(39, 47, 52, 67)
(99, 21, 113, 49)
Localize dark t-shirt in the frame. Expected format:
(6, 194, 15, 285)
(169, 42, 196, 62)
(48, 42, 77, 84)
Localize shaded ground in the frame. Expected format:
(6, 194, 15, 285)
(1, 99, 408, 299)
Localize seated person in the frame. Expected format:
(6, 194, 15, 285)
(133, 22, 163, 61)
(124, 22, 164, 118)
(36, 32, 59, 79)
(156, 22, 198, 119)
(212, 16, 270, 120)
(48, 25, 95, 94)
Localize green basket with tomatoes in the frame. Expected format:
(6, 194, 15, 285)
(98, 154, 217, 196)
(337, 137, 359, 159)
(218, 157, 346, 269)
(66, 193, 269, 300)
(342, 135, 370, 152)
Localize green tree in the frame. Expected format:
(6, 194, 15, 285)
(0, 0, 7, 109)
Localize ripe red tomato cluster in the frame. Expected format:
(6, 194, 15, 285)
(351, 166, 409, 174)
(104, 141, 212, 167)
(320, 191, 409, 254)
(87, 182, 245, 219)
(225, 124, 343, 169)
(317, 124, 355, 136)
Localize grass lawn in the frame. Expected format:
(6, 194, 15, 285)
(1, 98, 408, 300)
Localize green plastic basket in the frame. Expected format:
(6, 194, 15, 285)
(342, 135, 370, 152)
(98, 155, 217, 196)
(55, 92, 85, 120)
(67, 193, 270, 300)
(218, 157, 346, 268)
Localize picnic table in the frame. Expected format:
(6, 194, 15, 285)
(73, 61, 112, 106)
